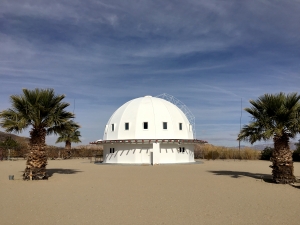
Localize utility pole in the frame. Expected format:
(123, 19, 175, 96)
(239, 98, 242, 158)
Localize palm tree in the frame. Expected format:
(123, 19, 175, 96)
(0, 136, 19, 160)
(238, 92, 300, 184)
(0, 88, 74, 180)
(56, 121, 81, 159)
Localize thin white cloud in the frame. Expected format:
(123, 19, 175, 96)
(1, 0, 300, 146)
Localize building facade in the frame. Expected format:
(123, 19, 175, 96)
(94, 95, 206, 164)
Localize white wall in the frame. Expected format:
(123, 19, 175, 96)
(103, 143, 195, 164)
(160, 143, 194, 163)
(103, 144, 152, 164)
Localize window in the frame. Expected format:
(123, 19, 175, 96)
(110, 148, 115, 153)
(163, 122, 167, 130)
(125, 122, 129, 130)
(143, 122, 148, 129)
(179, 123, 182, 130)
(111, 124, 114, 132)
(179, 147, 185, 153)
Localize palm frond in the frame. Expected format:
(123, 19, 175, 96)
(55, 121, 81, 144)
(238, 92, 300, 144)
(0, 88, 76, 139)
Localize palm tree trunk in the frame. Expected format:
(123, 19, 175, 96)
(23, 128, 48, 180)
(63, 141, 72, 159)
(270, 135, 296, 184)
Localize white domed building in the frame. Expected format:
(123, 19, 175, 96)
(93, 95, 206, 164)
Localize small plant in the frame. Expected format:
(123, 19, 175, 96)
(292, 149, 300, 162)
(260, 147, 273, 160)
(293, 140, 300, 162)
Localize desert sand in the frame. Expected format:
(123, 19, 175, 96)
(0, 159, 299, 225)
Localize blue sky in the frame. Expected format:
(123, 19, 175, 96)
(1, 0, 300, 147)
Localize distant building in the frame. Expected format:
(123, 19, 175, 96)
(93, 95, 206, 164)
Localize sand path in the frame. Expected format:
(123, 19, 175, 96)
(0, 159, 299, 225)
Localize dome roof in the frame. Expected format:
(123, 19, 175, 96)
(103, 96, 194, 140)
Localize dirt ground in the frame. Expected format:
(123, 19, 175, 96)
(0, 159, 299, 225)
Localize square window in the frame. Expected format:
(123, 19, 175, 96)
(110, 148, 115, 153)
(163, 122, 167, 129)
(111, 124, 114, 131)
(179, 123, 182, 130)
(143, 122, 148, 129)
(125, 122, 129, 130)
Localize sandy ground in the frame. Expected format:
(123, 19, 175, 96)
(0, 159, 300, 225)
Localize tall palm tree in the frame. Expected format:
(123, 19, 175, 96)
(0, 88, 74, 180)
(56, 121, 81, 159)
(238, 92, 300, 184)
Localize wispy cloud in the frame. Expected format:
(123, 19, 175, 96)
(0, 0, 300, 146)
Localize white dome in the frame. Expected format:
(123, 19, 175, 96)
(103, 96, 193, 140)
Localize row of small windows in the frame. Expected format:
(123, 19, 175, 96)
(109, 147, 185, 153)
(111, 122, 184, 131)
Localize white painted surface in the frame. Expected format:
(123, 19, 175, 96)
(103, 143, 195, 164)
(152, 143, 160, 165)
(103, 96, 193, 140)
(101, 96, 197, 164)
(103, 144, 152, 164)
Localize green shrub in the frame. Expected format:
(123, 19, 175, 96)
(293, 139, 300, 162)
(292, 149, 300, 162)
(260, 147, 273, 160)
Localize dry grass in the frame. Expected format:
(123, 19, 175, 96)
(0, 145, 103, 160)
(46, 145, 103, 159)
(2, 143, 260, 161)
(195, 144, 261, 160)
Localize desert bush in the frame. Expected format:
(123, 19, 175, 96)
(205, 150, 219, 160)
(46, 146, 61, 159)
(0, 137, 28, 159)
(292, 149, 300, 162)
(194, 144, 205, 159)
(194, 144, 260, 160)
(260, 147, 273, 160)
(0, 143, 103, 160)
(293, 140, 300, 162)
(44, 145, 103, 159)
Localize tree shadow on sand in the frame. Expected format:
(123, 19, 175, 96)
(289, 181, 300, 189)
(47, 169, 82, 177)
(208, 170, 274, 183)
(209, 170, 300, 188)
